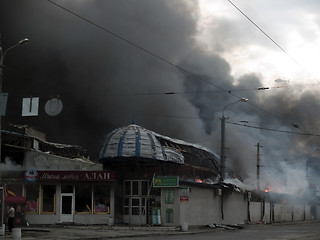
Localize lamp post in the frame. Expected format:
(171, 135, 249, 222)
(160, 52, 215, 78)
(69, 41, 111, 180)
(220, 98, 248, 182)
(0, 36, 28, 230)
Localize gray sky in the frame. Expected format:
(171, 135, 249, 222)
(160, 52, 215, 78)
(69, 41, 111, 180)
(1, 0, 320, 194)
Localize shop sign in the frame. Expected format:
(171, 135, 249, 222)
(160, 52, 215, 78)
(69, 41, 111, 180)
(180, 187, 189, 202)
(25, 170, 115, 182)
(165, 190, 174, 204)
(180, 196, 189, 202)
(153, 176, 179, 187)
(25, 169, 38, 183)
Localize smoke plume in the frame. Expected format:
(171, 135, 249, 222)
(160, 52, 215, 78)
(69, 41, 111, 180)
(1, 0, 320, 197)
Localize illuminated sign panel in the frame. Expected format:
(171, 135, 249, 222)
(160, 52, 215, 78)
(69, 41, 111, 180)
(25, 170, 115, 182)
(153, 176, 179, 187)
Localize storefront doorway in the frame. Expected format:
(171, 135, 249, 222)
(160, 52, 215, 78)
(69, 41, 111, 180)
(60, 185, 74, 223)
(123, 180, 148, 225)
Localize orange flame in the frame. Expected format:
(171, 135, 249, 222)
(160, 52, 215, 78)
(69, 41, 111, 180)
(264, 185, 272, 193)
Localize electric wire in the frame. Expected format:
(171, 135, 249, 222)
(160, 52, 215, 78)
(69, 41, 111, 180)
(227, 0, 320, 84)
(227, 121, 319, 137)
(46, 0, 320, 139)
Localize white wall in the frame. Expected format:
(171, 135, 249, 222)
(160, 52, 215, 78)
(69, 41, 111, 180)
(161, 185, 248, 227)
(250, 201, 317, 223)
(179, 186, 221, 226)
(249, 202, 271, 223)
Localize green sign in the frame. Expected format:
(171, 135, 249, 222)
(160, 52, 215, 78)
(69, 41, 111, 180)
(153, 176, 179, 187)
(165, 190, 174, 203)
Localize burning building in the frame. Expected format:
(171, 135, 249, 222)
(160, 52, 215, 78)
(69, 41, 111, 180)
(99, 124, 320, 226)
(99, 124, 249, 226)
(0, 123, 319, 228)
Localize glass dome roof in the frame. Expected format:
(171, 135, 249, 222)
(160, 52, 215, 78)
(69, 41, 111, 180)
(99, 124, 167, 161)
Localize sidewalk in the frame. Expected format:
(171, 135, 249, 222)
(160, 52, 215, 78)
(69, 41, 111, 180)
(0, 224, 221, 240)
(0, 221, 318, 239)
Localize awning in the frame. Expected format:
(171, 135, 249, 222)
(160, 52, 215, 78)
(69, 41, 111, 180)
(5, 196, 26, 204)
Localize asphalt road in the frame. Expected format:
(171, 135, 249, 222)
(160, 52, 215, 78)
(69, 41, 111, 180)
(118, 222, 320, 240)
(1, 221, 319, 239)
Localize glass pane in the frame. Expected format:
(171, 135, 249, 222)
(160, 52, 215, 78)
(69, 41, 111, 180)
(75, 184, 92, 213)
(61, 185, 73, 193)
(62, 196, 72, 214)
(132, 198, 139, 207)
(132, 207, 139, 215)
(132, 181, 138, 195)
(94, 184, 110, 214)
(124, 181, 131, 196)
(141, 206, 146, 216)
(42, 185, 56, 213)
(25, 185, 39, 213)
(141, 181, 148, 195)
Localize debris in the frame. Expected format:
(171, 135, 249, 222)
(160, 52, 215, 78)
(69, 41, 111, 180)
(206, 223, 236, 230)
(206, 223, 216, 228)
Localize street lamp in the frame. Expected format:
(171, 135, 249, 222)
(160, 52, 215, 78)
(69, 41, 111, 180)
(0, 36, 29, 232)
(220, 98, 248, 182)
(0, 37, 29, 89)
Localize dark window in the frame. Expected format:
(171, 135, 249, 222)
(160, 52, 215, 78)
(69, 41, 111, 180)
(42, 185, 56, 213)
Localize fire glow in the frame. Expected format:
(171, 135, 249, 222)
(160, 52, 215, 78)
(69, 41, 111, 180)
(264, 185, 272, 193)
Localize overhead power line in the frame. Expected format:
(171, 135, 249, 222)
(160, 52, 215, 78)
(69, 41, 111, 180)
(47, 0, 316, 137)
(227, 121, 320, 137)
(227, 0, 320, 84)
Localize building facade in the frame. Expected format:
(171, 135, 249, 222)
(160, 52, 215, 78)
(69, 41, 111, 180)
(1, 124, 319, 228)
(99, 124, 249, 226)
(1, 125, 115, 226)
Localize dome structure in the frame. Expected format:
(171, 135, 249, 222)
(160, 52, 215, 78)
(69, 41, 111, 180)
(99, 124, 167, 162)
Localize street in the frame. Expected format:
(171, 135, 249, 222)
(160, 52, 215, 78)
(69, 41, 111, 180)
(116, 222, 320, 240)
(1, 221, 318, 240)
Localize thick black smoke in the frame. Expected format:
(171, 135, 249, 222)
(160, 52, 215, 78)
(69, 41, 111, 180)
(1, 0, 320, 196)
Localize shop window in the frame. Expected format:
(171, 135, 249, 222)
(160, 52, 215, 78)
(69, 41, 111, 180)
(75, 184, 92, 214)
(25, 185, 39, 213)
(6, 184, 23, 197)
(132, 181, 139, 195)
(94, 185, 110, 214)
(41, 185, 56, 214)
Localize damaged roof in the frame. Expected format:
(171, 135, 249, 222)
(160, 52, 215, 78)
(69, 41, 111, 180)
(99, 124, 220, 175)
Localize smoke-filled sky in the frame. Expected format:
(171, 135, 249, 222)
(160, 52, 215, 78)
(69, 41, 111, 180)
(1, 0, 320, 195)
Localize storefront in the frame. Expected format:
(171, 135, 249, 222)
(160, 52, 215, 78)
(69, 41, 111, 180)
(22, 170, 115, 225)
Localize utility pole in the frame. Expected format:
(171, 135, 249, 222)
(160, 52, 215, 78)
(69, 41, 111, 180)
(0, 35, 28, 233)
(256, 142, 263, 191)
(220, 98, 248, 182)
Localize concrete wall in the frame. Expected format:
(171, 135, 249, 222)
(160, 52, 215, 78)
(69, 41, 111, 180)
(249, 202, 271, 223)
(223, 190, 248, 224)
(26, 213, 113, 225)
(161, 188, 180, 226)
(179, 186, 221, 226)
(25, 214, 59, 225)
(305, 205, 311, 220)
(316, 206, 320, 220)
(250, 201, 317, 223)
(293, 204, 304, 221)
(161, 185, 248, 227)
